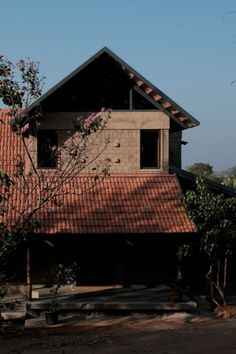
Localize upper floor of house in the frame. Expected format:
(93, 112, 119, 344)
(18, 47, 199, 174)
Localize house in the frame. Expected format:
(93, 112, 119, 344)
(1, 47, 206, 289)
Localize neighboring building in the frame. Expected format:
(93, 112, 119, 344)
(1, 47, 205, 287)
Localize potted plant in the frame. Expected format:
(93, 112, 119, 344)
(0, 276, 9, 327)
(0, 275, 27, 331)
(45, 262, 77, 325)
(169, 278, 187, 303)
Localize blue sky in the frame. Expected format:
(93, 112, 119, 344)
(1, 0, 236, 171)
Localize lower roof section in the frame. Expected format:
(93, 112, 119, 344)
(33, 173, 196, 234)
(0, 110, 195, 235)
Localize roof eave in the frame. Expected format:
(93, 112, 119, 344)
(170, 166, 236, 197)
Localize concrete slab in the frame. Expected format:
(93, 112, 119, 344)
(28, 286, 197, 313)
(1, 298, 26, 321)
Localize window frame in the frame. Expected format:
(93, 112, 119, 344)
(37, 129, 59, 169)
(140, 129, 160, 169)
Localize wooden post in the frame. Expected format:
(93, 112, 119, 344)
(26, 247, 32, 300)
(177, 247, 183, 280)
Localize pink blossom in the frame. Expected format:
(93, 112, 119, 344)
(100, 107, 111, 113)
(2, 68, 10, 76)
(16, 60, 25, 69)
(84, 112, 97, 127)
(76, 115, 82, 122)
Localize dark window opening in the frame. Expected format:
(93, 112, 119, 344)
(141, 130, 160, 169)
(37, 130, 58, 168)
(132, 89, 158, 110)
(100, 86, 130, 109)
(43, 55, 133, 112)
(70, 86, 101, 111)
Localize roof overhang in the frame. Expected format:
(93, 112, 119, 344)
(170, 166, 236, 197)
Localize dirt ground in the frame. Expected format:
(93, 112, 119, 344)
(1, 312, 236, 354)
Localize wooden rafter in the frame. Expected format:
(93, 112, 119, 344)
(128, 72, 135, 79)
(135, 79, 144, 87)
(149, 92, 162, 101)
(123, 68, 135, 79)
(142, 85, 153, 95)
(169, 109, 180, 115)
(161, 100, 172, 109)
(178, 116, 190, 123)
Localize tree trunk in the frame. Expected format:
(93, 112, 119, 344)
(206, 263, 213, 298)
(217, 259, 220, 288)
(223, 257, 228, 293)
(177, 247, 183, 280)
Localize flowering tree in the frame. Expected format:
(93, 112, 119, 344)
(0, 54, 111, 296)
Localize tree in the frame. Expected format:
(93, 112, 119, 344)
(185, 176, 236, 313)
(219, 175, 236, 189)
(0, 53, 111, 297)
(186, 162, 213, 177)
(213, 166, 236, 190)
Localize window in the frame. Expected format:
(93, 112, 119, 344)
(100, 86, 130, 109)
(132, 89, 158, 110)
(140, 130, 160, 169)
(37, 130, 58, 168)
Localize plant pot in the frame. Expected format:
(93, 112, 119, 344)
(2, 318, 25, 332)
(0, 315, 4, 328)
(169, 291, 183, 303)
(45, 311, 58, 325)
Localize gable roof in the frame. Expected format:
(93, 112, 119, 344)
(26, 47, 199, 130)
(0, 110, 196, 234)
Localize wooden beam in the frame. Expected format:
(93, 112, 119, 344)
(142, 85, 153, 94)
(178, 116, 189, 123)
(26, 247, 32, 301)
(170, 109, 180, 115)
(149, 92, 162, 101)
(132, 77, 144, 87)
(161, 101, 172, 109)
(123, 68, 135, 79)
(121, 67, 135, 80)
(128, 72, 135, 79)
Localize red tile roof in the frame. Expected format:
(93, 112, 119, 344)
(0, 110, 25, 175)
(34, 174, 196, 234)
(0, 110, 196, 234)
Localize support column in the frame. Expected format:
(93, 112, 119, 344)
(177, 247, 183, 280)
(26, 247, 32, 300)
